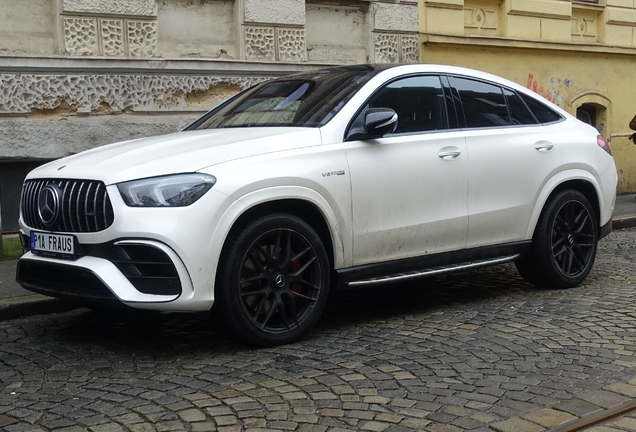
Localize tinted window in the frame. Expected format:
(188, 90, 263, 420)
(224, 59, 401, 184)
(519, 93, 563, 124)
(504, 89, 538, 125)
(450, 77, 510, 128)
(348, 75, 448, 138)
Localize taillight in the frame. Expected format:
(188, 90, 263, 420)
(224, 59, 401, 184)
(597, 135, 612, 156)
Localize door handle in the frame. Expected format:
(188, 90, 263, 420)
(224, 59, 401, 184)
(534, 141, 554, 152)
(438, 146, 461, 160)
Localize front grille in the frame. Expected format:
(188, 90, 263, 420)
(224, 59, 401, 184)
(21, 179, 115, 233)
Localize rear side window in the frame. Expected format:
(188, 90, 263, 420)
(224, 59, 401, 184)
(449, 77, 510, 128)
(518, 93, 563, 124)
(503, 89, 537, 125)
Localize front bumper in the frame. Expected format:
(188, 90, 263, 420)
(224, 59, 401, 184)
(16, 186, 239, 311)
(16, 238, 212, 310)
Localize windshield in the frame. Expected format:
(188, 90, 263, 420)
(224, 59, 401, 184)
(190, 66, 378, 130)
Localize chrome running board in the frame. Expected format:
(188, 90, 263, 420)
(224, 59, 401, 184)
(347, 254, 520, 287)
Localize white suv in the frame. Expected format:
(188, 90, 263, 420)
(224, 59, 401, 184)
(17, 64, 617, 346)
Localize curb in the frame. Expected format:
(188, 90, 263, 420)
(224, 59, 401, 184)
(613, 214, 636, 230)
(0, 294, 79, 322)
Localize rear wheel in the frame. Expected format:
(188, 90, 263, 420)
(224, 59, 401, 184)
(516, 190, 598, 288)
(215, 213, 330, 347)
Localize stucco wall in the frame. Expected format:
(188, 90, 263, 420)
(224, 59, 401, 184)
(0, 0, 57, 55)
(157, 0, 238, 59)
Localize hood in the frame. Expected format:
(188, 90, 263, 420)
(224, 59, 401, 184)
(28, 128, 323, 185)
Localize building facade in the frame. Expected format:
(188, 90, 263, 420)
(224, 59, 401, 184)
(419, 0, 636, 193)
(0, 0, 418, 231)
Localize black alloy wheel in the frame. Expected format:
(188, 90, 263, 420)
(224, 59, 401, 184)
(515, 190, 598, 288)
(550, 199, 596, 278)
(216, 213, 330, 347)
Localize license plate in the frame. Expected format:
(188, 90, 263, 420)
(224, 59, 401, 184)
(30, 231, 75, 256)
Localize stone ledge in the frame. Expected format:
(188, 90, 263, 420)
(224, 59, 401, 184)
(0, 56, 328, 75)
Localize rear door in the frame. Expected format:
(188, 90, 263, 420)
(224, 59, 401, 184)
(448, 76, 563, 248)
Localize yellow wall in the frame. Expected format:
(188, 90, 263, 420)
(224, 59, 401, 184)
(419, 0, 636, 194)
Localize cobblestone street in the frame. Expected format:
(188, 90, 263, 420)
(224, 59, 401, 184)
(2, 229, 636, 432)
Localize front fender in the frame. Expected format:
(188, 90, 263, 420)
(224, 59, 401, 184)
(205, 186, 350, 295)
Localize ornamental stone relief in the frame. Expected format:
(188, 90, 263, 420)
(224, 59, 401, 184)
(0, 74, 268, 115)
(245, 27, 276, 61)
(101, 20, 125, 57)
(63, 17, 158, 57)
(571, 17, 597, 40)
(127, 21, 158, 57)
(401, 35, 419, 64)
(374, 34, 419, 64)
(374, 34, 400, 63)
(464, 7, 498, 34)
(278, 29, 307, 62)
(245, 26, 308, 62)
(64, 18, 99, 56)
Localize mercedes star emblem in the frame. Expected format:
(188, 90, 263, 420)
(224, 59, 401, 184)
(37, 184, 62, 227)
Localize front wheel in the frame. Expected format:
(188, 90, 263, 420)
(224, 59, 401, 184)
(215, 213, 330, 347)
(516, 190, 598, 288)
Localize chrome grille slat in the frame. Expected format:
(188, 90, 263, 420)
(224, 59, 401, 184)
(92, 183, 100, 232)
(84, 182, 93, 232)
(76, 182, 85, 232)
(61, 181, 70, 232)
(21, 179, 114, 233)
(68, 182, 77, 232)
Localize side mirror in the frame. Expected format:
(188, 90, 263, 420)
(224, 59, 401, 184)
(364, 108, 398, 137)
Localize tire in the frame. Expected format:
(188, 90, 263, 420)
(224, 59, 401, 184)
(215, 213, 330, 347)
(516, 190, 598, 288)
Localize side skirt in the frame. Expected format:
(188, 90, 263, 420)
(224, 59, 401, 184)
(335, 241, 532, 289)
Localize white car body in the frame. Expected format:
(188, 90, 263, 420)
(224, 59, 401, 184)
(17, 64, 617, 345)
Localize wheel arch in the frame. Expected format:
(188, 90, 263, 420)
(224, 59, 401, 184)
(526, 175, 602, 239)
(225, 199, 337, 271)
(550, 180, 600, 224)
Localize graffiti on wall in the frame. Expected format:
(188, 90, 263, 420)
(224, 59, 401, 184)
(526, 73, 571, 107)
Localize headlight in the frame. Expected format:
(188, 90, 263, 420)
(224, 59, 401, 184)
(117, 174, 217, 207)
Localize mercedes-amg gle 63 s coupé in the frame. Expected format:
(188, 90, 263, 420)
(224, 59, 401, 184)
(17, 64, 617, 346)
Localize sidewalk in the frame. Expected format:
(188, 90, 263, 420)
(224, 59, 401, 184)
(2, 193, 636, 321)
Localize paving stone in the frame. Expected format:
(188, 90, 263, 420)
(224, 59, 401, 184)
(577, 390, 631, 409)
(551, 399, 603, 417)
(190, 422, 219, 431)
(177, 409, 206, 422)
(490, 417, 545, 432)
(89, 424, 125, 432)
(521, 408, 576, 428)
(604, 383, 636, 398)
(0, 415, 17, 427)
